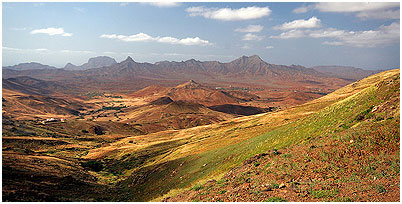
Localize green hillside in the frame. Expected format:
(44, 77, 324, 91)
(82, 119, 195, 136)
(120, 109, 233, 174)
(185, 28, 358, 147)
(89, 69, 399, 201)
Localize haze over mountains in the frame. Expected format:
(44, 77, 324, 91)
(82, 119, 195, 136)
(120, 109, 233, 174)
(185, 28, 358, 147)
(3, 55, 379, 79)
(64, 56, 117, 70)
(3, 55, 385, 108)
(3, 55, 379, 87)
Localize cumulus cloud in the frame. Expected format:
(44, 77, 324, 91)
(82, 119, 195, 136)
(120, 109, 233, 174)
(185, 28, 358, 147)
(322, 41, 343, 46)
(186, 6, 271, 21)
(241, 44, 251, 49)
(292, 4, 315, 14)
(31, 27, 73, 37)
(100, 33, 212, 46)
(61, 50, 95, 54)
(119, 2, 129, 7)
(271, 22, 400, 47)
(235, 25, 263, 33)
(274, 17, 321, 30)
(10, 27, 26, 31)
(142, 2, 181, 8)
(293, 2, 400, 20)
(270, 29, 306, 39)
(314, 2, 399, 13)
(3, 47, 95, 54)
(242, 33, 264, 41)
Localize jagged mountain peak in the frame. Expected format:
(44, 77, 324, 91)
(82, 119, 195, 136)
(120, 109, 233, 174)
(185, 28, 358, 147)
(232, 55, 265, 64)
(175, 79, 201, 88)
(123, 56, 135, 63)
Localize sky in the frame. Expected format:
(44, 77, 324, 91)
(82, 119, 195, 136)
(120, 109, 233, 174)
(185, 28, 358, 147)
(2, 2, 400, 70)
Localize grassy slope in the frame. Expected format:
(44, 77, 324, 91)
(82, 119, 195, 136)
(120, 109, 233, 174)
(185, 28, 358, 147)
(167, 69, 400, 201)
(85, 69, 399, 201)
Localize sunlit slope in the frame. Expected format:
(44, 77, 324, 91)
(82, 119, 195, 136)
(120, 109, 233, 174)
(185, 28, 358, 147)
(166, 69, 399, 201)
(84, 69, 399, 201)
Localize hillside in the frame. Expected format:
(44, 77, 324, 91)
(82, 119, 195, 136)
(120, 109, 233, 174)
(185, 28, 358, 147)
(2, 76, 71, 95)
(2, 89, 89, 120)
(167, 70, 400, 201)
(84, 69, 399, 201)
(2, 69, 398, 202)
(131, 80, 261, 107)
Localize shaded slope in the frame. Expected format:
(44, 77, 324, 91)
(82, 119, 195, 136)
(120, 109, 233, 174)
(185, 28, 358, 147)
(2, 89, 89, 120)
(2, 76, 69, 95)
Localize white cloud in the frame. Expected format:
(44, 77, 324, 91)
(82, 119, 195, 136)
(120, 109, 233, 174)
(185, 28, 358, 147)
(274, 17, 321, 30)
(142, 2, 181, 8)
(31, 27, 73, 37)
(322, 41, 343, 46)
(119, 2, 129, 7)
(308, 28, 348, 38)
(3, 47, 23, 52)
(292, 4, 314, 14)
(35, 48, 49, 52)
(271, 22, 400, 48)
(315, 2, 399, 13)
(265, 46, 274, 49)
(3, 47, 95, 54)
(241, 44, 251, 49)
(270, 29, 306, 39)
(100, 33, 212, 46)
(186, 6, 271, 21)
(235, 25, 263, 33)
(242, 33, 264, 41)
(293, 2, 400, 20)
(74, 7, 85, 13)
(356, 9, 400, 20)
(61, 49, 91, 54)
(10, 27, 26, 31)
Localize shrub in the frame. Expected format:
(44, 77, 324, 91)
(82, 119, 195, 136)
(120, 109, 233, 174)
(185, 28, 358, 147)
(265, 197, 287, 202)
(81, 160, 103, 172)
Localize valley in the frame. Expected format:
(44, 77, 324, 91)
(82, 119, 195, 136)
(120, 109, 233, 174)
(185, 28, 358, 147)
(2, 56, 399, 202)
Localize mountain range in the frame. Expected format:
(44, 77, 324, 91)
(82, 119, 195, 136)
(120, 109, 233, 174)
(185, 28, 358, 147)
(3, 55, 379, 83)
(3, 55, 379, 93)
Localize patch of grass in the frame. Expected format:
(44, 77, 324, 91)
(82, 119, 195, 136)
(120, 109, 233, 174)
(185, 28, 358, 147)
(373, 184, 387, 194)
(311, 189, 339, 198)
(253, 162, 260, 167)
(271, 183, 280, 189)
(192, 184, 204, 191)
(333, 197, 352, 202)
(218, 190, 226, 194)
(265, 197, 287, 202)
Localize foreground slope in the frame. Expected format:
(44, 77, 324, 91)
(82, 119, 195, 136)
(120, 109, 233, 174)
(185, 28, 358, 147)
(82, 69, 399, 201)
(2, 69, 398, 201)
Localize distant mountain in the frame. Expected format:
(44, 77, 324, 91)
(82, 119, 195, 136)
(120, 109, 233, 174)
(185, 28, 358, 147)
(3, 55, 351, 93)
(64, 56, 117, 70)
(311, 65, 381, 81)
(3, 62, 57, 70)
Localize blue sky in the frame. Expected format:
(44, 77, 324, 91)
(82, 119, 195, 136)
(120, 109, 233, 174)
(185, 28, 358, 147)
(2, 2, 400, 70)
